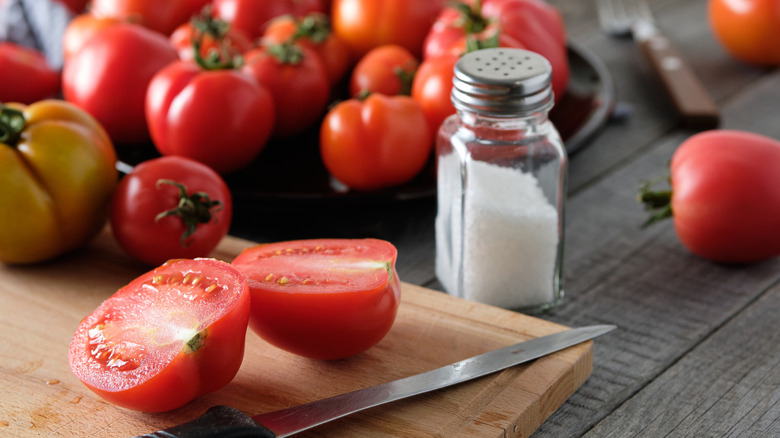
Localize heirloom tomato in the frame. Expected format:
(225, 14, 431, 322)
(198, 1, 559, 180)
(320, 93, 432, 191)
(411, 54, 459, 135)
(69, 258, 250, 412)
(146, 45, 275, 173)
(62, 23, 178, 145)
(263, 13, 352, 85)
(641, 130, 780, 263)
(111, 156, 232, 266)
(349, 44, 418, 97)
(62, 14, 123, 60)
(424, 0, 569, 103)
(708, 0, 780, 66)
(213, 0, 326, 40)
(242, 43, 329, 137)
(331, 0, 446, 58)
(0, 100, 117, 264)
(0, 43, 60, 104)
(90, 0, 205, 35)
(232, 238, 401, 360)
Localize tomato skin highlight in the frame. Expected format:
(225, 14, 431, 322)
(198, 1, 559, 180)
(232, 239, 402, 360)
(69, 258, 250, 412)
(668, 130, 780, 263)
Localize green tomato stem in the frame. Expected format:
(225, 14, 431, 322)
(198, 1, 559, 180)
(638, 176, 673, 228)
(155, 179, 223, 247)
(0, 105, 26, 145)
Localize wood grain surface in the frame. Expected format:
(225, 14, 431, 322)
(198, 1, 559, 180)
(0, 230, 595, 437)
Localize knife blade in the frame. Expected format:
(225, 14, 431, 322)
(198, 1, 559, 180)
(136, 324, 616, 438)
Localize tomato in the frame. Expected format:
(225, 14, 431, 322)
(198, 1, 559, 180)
(90, 0, 203, 35)
(232, 238, 401, 360)
(242, 43, 330, 138)
(146, 59, 275, 173)
(213, 0, 326, 40)
(55, 0, 90, 14)
(62, 23, 179, 145)
(708, 0, 780, 66)
(640, 130, 780, 263)
(349, 44, 418, 97)
(0, 100, 117, 264)
(411, 54, 459, 135)
(263, 13, 352, 85)
(320, 93, 432, 191)
(170, 11, 253, 62)
(0, 43, 60, 104)
(111, 156, 232, 266)
(331, 0, 446, 59)
(424, 0, 569, 103)
(69, 258, 250, 412)
(62, 14, 124, 61)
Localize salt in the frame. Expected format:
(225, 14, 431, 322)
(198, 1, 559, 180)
(436, 155, 559, 309)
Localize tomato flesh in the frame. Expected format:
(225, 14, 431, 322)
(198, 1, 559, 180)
(69, 259, 250, 412)
(232, 239, 402, 360)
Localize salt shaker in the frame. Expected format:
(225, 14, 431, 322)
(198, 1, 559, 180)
(435, 48, 567, 313)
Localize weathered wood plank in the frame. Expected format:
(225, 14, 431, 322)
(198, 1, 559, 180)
(532, 63, 780, 438)
(585, 281, 780, 437)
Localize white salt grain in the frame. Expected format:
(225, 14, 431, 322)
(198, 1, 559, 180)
(436, 155, 559, 309)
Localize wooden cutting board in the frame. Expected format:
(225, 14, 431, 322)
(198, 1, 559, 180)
(0, 229, 593, 437)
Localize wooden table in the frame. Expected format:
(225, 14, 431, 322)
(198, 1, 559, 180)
(230, 1, 780, 436)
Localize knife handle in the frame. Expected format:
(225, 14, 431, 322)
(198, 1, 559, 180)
(134, 405, 276, 438)
(638, 33, 720, 130)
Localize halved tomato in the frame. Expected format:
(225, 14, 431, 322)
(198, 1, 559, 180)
(232, 238, 402, 360)
(68, 258, 250, 412)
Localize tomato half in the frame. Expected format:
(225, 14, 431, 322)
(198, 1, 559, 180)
(232, 239, 402, 360)
(110, 156, 233, 266)
(708, 0, 780, 66)
(69, 258, 250, 412)
(641, 130, 780, 263)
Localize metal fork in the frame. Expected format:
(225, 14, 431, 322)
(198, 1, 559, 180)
(596, 0, 720, 129)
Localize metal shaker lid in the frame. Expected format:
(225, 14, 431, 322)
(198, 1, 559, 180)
(451, 48, 554, 116)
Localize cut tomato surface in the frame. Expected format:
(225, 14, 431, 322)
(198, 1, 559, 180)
(232, 238, 402, 360)
(69, 258, 250, 412)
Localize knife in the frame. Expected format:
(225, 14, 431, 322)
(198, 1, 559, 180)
(136, 324, 616, 438)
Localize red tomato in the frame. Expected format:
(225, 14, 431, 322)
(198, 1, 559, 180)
(170, 14, 252, 62)
(241, 43, 330, 137)
(708, 0, 780, 66)
(213, 0, 326, 40)
(62, 23, 178, 145)
(232, 238, 401, 360)
(320, 93, 432, 191)
(146, 60, 275, 173)
(424, 0, 569, 103)
(55, 0, 90, 14)
(69, 258, 250, 412)
(90, 0, 202, 35)
(331, 0, 446, 59)
(110, 156, 233, 266)
(641, 130, 780, 263)
(62, 14, 123, 60)
(0, 43, 60, 104)
(349, 44, 419, 97)
(411, 54, 459, 135)
(263, 13, 352, 85)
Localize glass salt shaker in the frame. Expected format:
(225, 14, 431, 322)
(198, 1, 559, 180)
(435, 48, 567, 314)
